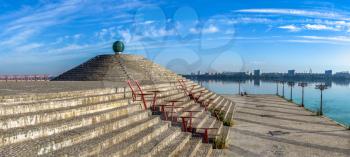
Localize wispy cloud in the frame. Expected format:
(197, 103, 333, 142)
(0, 29, 37, 46)
(236, 8, 343, 19)
(189, 24, 220, 34)
(278, 23, 342, 32)
(298, 36, 350, 42)
(202, 25, 219, 33)
(0, 0, 84, 50)
(304, 24, 339, 31)
(278, 25, 301, 32)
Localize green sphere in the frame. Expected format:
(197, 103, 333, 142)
(113, 41, 125, 54)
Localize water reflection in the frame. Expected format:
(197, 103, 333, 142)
(192, 78, 350, 87)
(193, 78, 350, 128)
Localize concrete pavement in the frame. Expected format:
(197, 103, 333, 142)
(223, 94, 350, 157)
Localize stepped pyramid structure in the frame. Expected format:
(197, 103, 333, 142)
(52, 54, 178, 83)
(0, 41, 236, 157)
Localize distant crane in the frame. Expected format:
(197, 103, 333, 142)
(315, 84, 329, 116)
(298, 82, 308, 107)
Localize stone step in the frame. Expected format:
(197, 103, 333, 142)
(125, 126, 182, 157)
(138, 90, 187, 107)
(0, 98, 131, 130)
(190, 108, 208, 129)
(194, 114, 223, 142)
(0, 110, 151, 157)
(194, 143, 213, 157)
(0, 93, 126, 115)
(210, 149, 223, 157)
(177, 137, 202, 157)
(211, 96, 225, 110)
(46, 116, 161, 157)
(221, 125, 230, 144)
(99, 122, 176, 157)
(197, 92, 213, 102)
(153, 132, 191, 157)
(214, 119, 224, 139)
(223, 101, 233, 121)
(0, 104, 143, 147)
(0, 88, 116, 104)
(202, 93, 217, 105)
(226, 102, 236, 122)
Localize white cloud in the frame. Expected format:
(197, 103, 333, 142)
(304, 24, 338, 31)
(15, 43, 43, 52)
(298, 36, 350, 42)
(236, 8, 341, 19)
(189, 24, 219, 34)
(189, 28, 200, 34)
(202, 25, 219, 33)
(278, 25, 301, 32)
(73, 34, 82, 40)
(231, 17, 273, 24)
(278, 24, 341, 32)
(140, 27, 176, 38)
(0, 29, 37, 46)
(95, 27, 117, 41)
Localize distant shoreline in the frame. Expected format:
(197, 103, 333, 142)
(183, 76, 350, 85)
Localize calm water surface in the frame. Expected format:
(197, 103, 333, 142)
(196, 79, 350, 128)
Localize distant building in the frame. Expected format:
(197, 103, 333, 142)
(288, 70, 295, 76)
(334, 71, 350, 79)
(197, 71, 201, 76)
(325, 70, 332, 76)
(254, 70, 260, 77)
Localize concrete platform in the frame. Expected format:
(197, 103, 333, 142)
(223, 94, 350, 157)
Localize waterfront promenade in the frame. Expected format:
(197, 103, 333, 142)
(223, 95, 350, 157)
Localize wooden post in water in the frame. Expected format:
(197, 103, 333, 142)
(298, 82, 308, 107)
(316, 84, 328, 116)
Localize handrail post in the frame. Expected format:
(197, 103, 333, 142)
(135, 80, 148, 110)
(126, 80, 137, 101)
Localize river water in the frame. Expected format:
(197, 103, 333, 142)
(195, 79, 350, 128)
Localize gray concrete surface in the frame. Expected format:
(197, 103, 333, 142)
(0, 81, 126, 96)
(223, 94, 350, 157)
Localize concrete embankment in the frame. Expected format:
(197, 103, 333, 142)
(222, 94, 350, 157)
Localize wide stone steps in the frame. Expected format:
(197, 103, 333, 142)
(0, 109, 150, 156)
(0, 93, 127, 115)
(46, 116, 161, 157)
(0, 88, 116, 104)
(124, 126, 181, 157)
(177, 137, 202, 157)
(0, 104, 143, 147)
(0, 78, 235, 156)
(100, 122, 176, 157)
(195, 144, 213, 157)
(153, 132, 191, 157)
(0, 98, 130, 130)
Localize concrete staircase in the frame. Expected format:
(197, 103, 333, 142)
(0, 80, 235, 157)
(1, 54, 236, 156)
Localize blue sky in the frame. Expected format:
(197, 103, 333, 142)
(1, 0, 350, 75)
